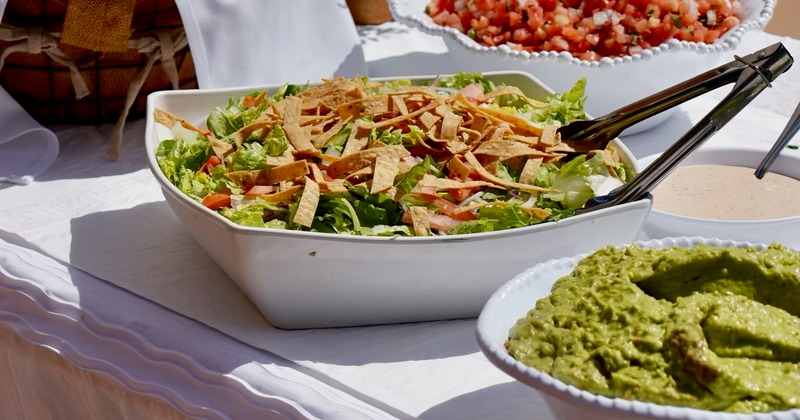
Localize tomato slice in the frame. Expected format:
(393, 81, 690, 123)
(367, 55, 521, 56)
(201, 192, 231, 210)
(245, 185, 277, 197)
(242, 95, 258, 108)
(200, 155, 222, 173)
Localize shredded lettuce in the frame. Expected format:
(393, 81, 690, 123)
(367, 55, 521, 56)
(155, 74, 632, 237)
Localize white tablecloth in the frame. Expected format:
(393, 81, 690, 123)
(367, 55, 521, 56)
(0, 23, 799, 419)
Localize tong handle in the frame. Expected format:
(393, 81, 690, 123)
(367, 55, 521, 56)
(754, 101, 800, 179)
(578, 43, 794, 213)
(561, 43, 789, 147)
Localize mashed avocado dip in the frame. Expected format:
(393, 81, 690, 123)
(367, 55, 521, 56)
(506, 243, 800, 413)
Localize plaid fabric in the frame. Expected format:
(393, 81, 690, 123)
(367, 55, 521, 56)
(0, 0, 197, 125)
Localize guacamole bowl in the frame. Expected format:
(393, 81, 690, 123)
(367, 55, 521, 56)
(640, 146, 800, 249)
(146, 71, 651, 329)
(477, 236, 800, 419)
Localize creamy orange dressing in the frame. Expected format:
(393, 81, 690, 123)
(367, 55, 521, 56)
(651, 164, 800, 220)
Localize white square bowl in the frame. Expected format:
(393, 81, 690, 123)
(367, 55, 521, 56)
(145, 71, 652, 329)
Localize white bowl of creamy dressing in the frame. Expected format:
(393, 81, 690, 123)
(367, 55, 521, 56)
(639, 147, 800, 248)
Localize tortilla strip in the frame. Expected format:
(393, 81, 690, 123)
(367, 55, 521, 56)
(463, 151, 556, 193)
(447, 156, 472, 181)
(539, 125, 560, 146)
(418, 111, 440, 132)
(458, 127, 482, 144)
(473, 140, 553, 160)
(153, 108, 203, 133)
(484, 85, 536, 105)
(507, 134, 539, 145)
(265, 145, 296, 166)
(370, 154, 400, 194)
(454, 94, 542, 136)
(491, 200, 552, 219)
(282, 96, 316, 150)
(235, 120, 274, 149)
(445, 140, 470, 155)
(346, 165, 374, 182)
(309, 162, 326, 184)
(342, 122, 370, 156)
(362, 97, 444, 129)
(545, 142, 575, 153)
(313, 120, 346, 149)
(391, 95, 409, 115)
(292, 148, 340, 163)
(226, 160, 309, 189)
(418, 174, 502, 190)
(519, 158, 543, 185)
(293, 178, 320, 227)
(323, 178, 348, 193)
(326, 145, 411, 178)
(259, 185, 302, 203)
(486, 125, 510, 143)
(408, 206, 430, 236)
(440, 111, 462, 141)
(470, 113, 492, 137)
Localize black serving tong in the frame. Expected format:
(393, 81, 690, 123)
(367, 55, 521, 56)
(754, 101, 800, 179)
(565, 43, 794, 214)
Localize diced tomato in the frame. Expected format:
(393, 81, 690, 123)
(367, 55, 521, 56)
(410, 185, 439, 201)
(242, 95, 257, 108)
(199, 155, 222, 173)
(428, 213, 463, 231)
(401, 211, 463, 232)
(459, 83, 486, 104)
(449, 186, 478, 202)
(201, 192, 231, 210)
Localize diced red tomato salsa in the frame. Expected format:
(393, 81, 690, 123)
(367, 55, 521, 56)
(426, 0, 741, 60)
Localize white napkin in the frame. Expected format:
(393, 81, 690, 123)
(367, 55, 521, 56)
(173, 0, 367, 88)
(0, 85, 58, 185)
(0, 0, 58, 185)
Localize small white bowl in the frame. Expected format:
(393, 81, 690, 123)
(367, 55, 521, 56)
(476, 236, 800, 420)
(639, 147, 800, 248)
(389, 0, 775, 135)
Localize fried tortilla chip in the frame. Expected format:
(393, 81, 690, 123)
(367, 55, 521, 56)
(293, 178, 320, 227)
(454, 94, 542, 136)
(154, 108, 203, 133)
(440, 111, 462, 141)
(473, 140, 553, 160)
(226, 160, 308, 189)
(313, 120, 346, 149)
(326, 145, 411, 178)
(391, 94, 409, 115)
(447, 156, 472, 181)
(259, 185, 302, 203)
(323, 178, 348, 193)
(519, 158, 543, 185)
(370, 154, 400, 194)
(539, 125, 560, 146)
(342, 124, 370, 157)
(408, 206, 430, 236)
(282, 96, 316, 150)
(464, 151, 555, 194)
(418, 173, 501, 190)
(363, 97, 444, 129)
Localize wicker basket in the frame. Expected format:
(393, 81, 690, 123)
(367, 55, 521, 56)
(0, 0, 197, 159)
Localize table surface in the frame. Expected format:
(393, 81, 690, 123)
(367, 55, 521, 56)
(1, 23, 799, 420)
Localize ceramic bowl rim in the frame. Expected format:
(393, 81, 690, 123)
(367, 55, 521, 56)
(639, 146, 800, 225)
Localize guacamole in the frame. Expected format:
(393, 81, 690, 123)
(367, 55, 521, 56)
(506, 243, 800, 413)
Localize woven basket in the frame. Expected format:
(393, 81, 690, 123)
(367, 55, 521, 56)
(0, 0, 197, 159)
